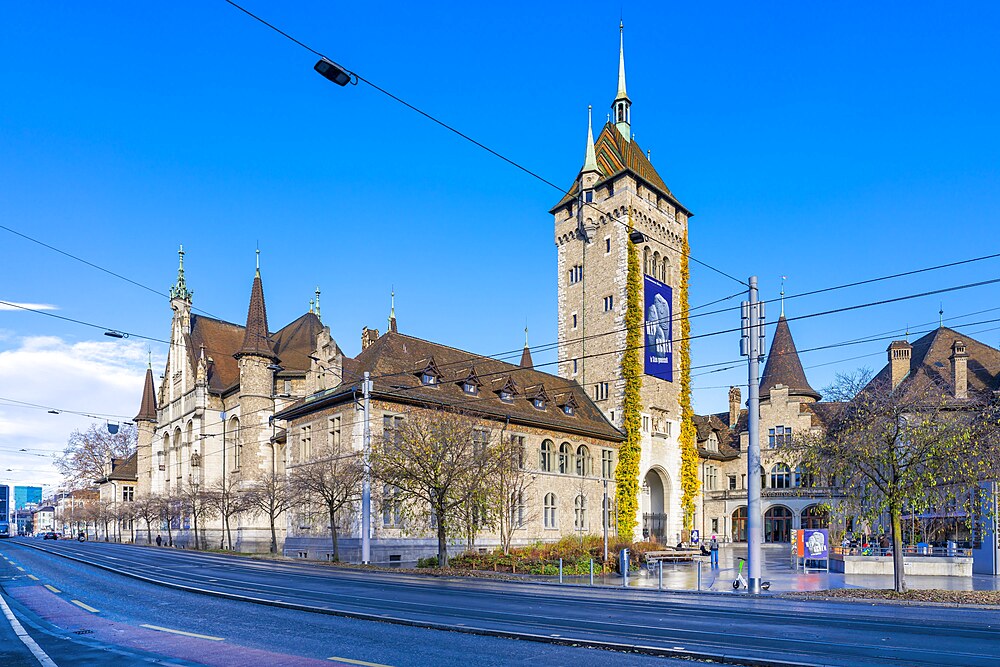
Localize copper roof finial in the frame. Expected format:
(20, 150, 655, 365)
(315, 286, 321, 322)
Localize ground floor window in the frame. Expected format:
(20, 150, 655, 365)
(764, 506, 792, 542)
(801, 504, 829, 529)
(732, 507, 747, 542)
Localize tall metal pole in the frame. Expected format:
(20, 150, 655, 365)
(361, 372, 373, 564)
(602, 478, 609, 562)
(742, 275, 765, 594)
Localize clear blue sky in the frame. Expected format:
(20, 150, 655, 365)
(2, 1, 999, 478)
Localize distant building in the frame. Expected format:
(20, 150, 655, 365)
(14, 486, 42, 510)
(33, 506, 55, 533)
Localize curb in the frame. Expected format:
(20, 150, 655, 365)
(13, 541, 823, 667)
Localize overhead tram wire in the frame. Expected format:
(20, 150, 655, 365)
(219, 0, 747, 287)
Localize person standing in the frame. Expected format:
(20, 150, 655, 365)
(710, 535, 719, 568)
(155, 534, 162, 547)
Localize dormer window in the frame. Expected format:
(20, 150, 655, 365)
(457, 367, 482, 395)
(707, 433, 719, 453)
(463, 382, 477, 395)
(563, 404, 574, 416)
(500, 390, 513, 403)
(533, 397, 546, 410)
(421, 373, 437, 386)
(415, 357, 442, 387)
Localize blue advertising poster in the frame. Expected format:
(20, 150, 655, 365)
(802, 529, 829, 559)
(643, 275, 673, 381)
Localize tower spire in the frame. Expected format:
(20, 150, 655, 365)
(315, 286, 321, 322)
(169, 244, 193, 302)
(780, 276, 786, 317)
(235, 255, 277, 360)
(612, 21, 631, 140)
(520, 325, 534, 369)
(583, 105, 598, 173)
(388, 288, 397, 333)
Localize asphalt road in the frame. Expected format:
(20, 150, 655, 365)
(4, 538, 1000, 667)
(0, 538, 690, 667)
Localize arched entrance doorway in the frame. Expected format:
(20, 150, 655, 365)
(732, 506, 748, 542)
(801, 505, 829, 529)
(764, 506, 792, 542)
(641, 469, 667, 542)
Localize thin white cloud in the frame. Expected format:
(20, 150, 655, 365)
(0, 335, 166, 491)
(0, 301, 58, 311)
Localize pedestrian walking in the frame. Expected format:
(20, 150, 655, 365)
(709, 534, 719, 568)
(155, 534, 162, 547)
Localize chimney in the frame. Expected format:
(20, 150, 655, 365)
(361, 327, 380, 350)
(728, 386, 741, 428)
(887, 340, 912, 389)
(951, 339, 968, 399)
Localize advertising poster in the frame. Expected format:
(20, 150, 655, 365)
(802, 529, 829, 559)
(643, 275, 673, 381)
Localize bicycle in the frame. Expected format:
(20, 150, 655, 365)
(733, 557, 771, 591)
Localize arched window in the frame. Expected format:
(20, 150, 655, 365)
(575, 444, 590, 476)
(661, 257, 670, 283)
(652, 251, 661, 279)
(539, 440, 553, 472)
(558, 442, 572, 474)
(543, 493, 557, 528)
(173, 427, 182, 481)
(574, 494, 587, 531)
(801, 505, 829, 530)
(228, 417, 241, 471)
(764, 506, 793, 542)
(382, 485, 402, 527)
(770, 463, 791, 489)
(732, 506, 748, 542)
(643, 246, 652, 275)
(794, 465, 814, 488)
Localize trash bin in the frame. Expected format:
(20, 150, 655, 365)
(619, 548, 630, 585)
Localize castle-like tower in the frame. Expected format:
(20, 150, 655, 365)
(552, 24, 693, 542)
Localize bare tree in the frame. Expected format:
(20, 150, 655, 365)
(132, 495, 159, 545)
(177, 481, 216, 550)
(245, 470, 295, 555)
(56, 424, 136, 490)
(372, 409, 499, 567)
(156, 493, 182, 547)
(205, 475, 251, 550)
(290, 442, 363, 561)
(491, 433, 536, 554)
(798, 369, 1000, 592)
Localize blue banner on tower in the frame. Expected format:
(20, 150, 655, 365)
(643, 275, 673, 381)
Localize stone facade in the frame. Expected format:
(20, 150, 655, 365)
(552, 28, 690, 544)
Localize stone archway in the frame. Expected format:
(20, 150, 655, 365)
(641, 468, 670, 543)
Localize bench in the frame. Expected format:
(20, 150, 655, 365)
(645, 549, 700, 563)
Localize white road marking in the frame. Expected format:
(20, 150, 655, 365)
(140, 624, 224, 641)
(0, 589, 58, 667)
(44, 584, 61, 593)
(328, 657, 394, 667)
(27, 575, 39, 581)
(70, 600, 99, 613)
(16, 566, 25, 572)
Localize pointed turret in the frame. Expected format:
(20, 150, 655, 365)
(612, 22, 631, 140)
(135, 362, 158, 422)
(520, 326, 533, 369)
(235, 252, 277, 360)
(583, 106, 599, 174)
(388, 289, 397, 333)
(760, 315, 820, 402)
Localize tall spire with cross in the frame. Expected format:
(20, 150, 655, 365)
(388, 288, 397, 333)
(520, 325, 533, 369)
(612, 21, 631, 140)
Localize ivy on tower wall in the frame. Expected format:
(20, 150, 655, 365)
(615, 221, 643, 540)
(679, 226, 700, 531)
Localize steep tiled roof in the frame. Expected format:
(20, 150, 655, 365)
(280, 331, 623, 442)
(96, 452, 138, 483)
(693, 413, 740, 461)
(760, 316, 821, 401)
(551, 123, 690, 215)
(135, 367, 157, 422)
(235, 272, 277, 360)
(869, 326, 1000, 400)
(272, 312, 324, 372)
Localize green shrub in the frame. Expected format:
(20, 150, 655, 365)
(416, 555, 439, 568)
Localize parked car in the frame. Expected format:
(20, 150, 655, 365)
(42, 531, 59, 540)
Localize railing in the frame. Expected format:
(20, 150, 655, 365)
(707, 487, 847, 501)
(832, 545, 972, 558)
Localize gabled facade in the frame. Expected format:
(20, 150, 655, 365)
(139, 247, 343, 551)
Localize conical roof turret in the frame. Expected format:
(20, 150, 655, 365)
(135, 363, 158, 422)
(760, 315, 820, 401)
(235, 254, 277, 360)
(519, 327, 533, 369)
